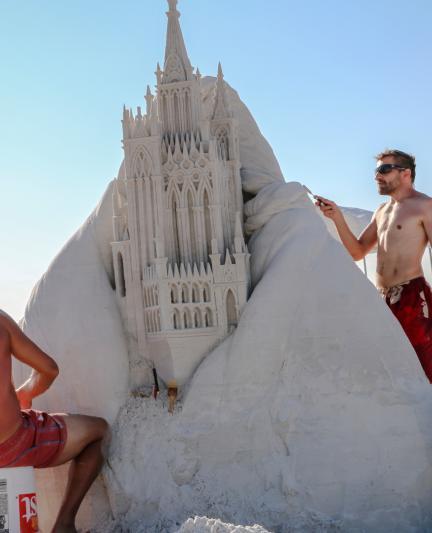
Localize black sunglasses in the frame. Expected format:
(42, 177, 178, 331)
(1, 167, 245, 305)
(375, 163, 407, 175)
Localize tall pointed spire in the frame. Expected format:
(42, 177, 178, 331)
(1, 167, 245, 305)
(162, 0, 193, 84)
(145, 85, 153, 116)
(212, 62, 232, 120)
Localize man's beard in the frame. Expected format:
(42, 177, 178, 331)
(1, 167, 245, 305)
(377, 177, 399, 195)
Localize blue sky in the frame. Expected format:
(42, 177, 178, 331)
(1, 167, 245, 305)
(1, 0, 431, 319)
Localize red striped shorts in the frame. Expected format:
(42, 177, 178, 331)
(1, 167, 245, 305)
(0, 409, 67, 468)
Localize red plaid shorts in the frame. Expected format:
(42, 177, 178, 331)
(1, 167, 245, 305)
(381, 276, 432, 383)
(0, 409, 67, 468)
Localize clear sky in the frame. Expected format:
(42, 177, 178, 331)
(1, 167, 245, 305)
(1, 0, 431, 319)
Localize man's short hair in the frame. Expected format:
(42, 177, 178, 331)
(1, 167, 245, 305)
(375, 149, 416, 182)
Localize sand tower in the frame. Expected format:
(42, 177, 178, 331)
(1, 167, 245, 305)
(111, 0, 250, 394)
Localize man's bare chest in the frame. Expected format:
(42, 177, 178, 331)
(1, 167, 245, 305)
(376, 204, 423, 247)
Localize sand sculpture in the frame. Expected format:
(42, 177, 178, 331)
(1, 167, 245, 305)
(16, 1, 432, 531)
(112, 0, 249, 403)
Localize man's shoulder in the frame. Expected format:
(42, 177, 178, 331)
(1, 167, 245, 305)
(414, 190, 432, 200)
(0, 312, 12, 331)
(0, 312, 16, 343)
(0, 314, 11, 351)
(374, 201, 389, 217)
(412, 191, 432, 212)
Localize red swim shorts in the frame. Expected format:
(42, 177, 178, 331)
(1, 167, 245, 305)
(0, 410, 67, 468)
(381, 276, 432, 383)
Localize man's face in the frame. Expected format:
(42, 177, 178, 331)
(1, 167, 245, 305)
(375, 156, 404, 195)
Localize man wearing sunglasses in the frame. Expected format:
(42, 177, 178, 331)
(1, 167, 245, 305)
(316, 149, 432, 383)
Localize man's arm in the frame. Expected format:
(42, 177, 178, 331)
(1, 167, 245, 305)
(0, 311, 59, 408)
(422, 198, 432, 246)
(315, 196, 378, 261)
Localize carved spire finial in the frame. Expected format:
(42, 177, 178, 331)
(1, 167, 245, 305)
(167, 0, 178, 14)
(212, 62, 232, 120)
(162, 0, 193, 84)
(145, 85, 153, 116)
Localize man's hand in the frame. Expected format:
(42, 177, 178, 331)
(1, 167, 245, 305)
(0, 312, 59, 404)
(15, 368, 57, 408)
(315, 196, 343, 223)
(16, 387, 32, 409)
(314, 195, 378, 261)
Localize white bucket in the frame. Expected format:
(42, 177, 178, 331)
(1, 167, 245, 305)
(0, 467, 38, 532)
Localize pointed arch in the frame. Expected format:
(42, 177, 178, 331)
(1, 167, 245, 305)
(226, 289, 237, 327)
(132, 146, 153, 179)
(173, 308, 181, 330)
(169, 190, 181, 263)
(171, 285, 179, 304)
(203, 283, 211, 303)
(150, 177, 157, 253)
(203, 188, 212, 257)
(187, 188, 197, 263)
(215, 126, 229, 161)
(117, 253, 126, 298)
(192, 283, 199, 303)
(173, 90, 180, 132)
(183, 308, 192, 329)
(181, 284, 189, 303)
(204, 308, 213, 327)
(161, 93, 168, 129)
(194, 308, 202, 328)
(184, 89, 191, 132)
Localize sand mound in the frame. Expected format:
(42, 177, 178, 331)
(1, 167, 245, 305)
(17, 79, 432, 532)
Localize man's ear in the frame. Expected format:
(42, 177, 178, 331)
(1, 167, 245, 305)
(403, 168, 412, 182)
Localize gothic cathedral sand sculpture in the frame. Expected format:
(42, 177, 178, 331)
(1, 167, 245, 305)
(16, 1, 432, 531)
(112, 0, 249, 403)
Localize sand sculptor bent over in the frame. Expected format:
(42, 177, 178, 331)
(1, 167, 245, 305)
(0, 311, 108, 533)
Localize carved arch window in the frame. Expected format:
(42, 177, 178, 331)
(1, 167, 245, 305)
(192, 283, 199, 303)
(117, 253, 126, 298)
(171, 285, 179, 304)
(184, 88, 191, 132)
(203, 189, 212, 256)
(225, 289, 237, 327)
(183, 308, 192, 329)
(133, 148, 152, 179)
(215, 127, 229, 161)
(181, 284, 189, 303)
(164, 53, 186, 84)
(187, 188, 198, 262)
(204, 308, 213, 327)
(169, 188, 181, 263)
(161, 92, 168, 129)
(173, 308, 181, 330)
(203, 283, 211, 303)
(194, 308, 202, 328)
(173, 90, 180, 132)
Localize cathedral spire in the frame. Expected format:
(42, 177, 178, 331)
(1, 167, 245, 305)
(212, 62, 232, 120)
(162, 0, 193, 84)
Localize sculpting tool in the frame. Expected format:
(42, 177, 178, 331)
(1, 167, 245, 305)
(303, 184, 327, 206)
(152, 367, 160, 399)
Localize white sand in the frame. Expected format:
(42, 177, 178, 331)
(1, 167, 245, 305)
(16, 77, 432, 532)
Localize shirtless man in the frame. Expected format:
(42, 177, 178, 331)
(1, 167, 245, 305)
(316, 149, 432, 381)
(0, 311, 108, 532)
